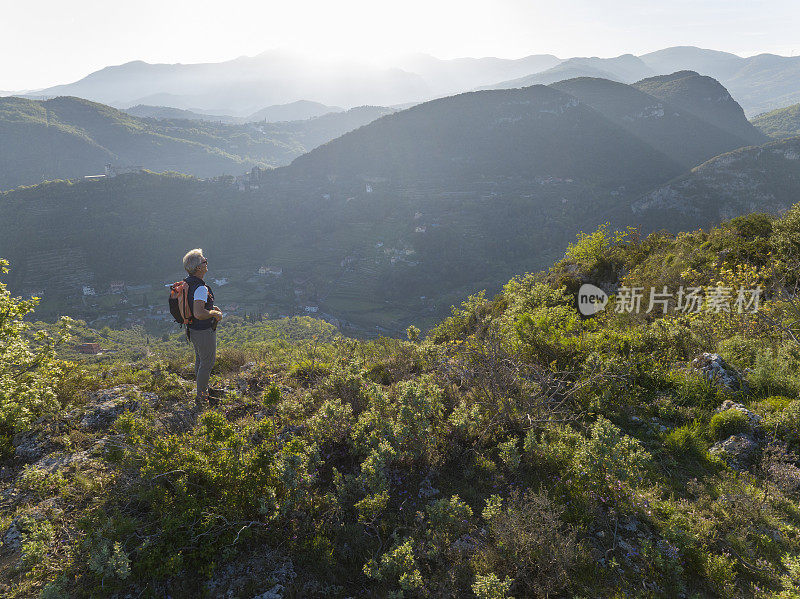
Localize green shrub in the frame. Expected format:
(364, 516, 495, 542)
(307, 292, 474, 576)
(19, 515, 55, 571)
(704, 552, 737, 595)
(717, 335, 762, 369)
(751, 395, 793, 414)
(523, 423, 581, 473)
(0, 260, 69, 457)
(262, 383, 281, 406)
(87, 538, 131, 580)
(366, 363, 393, 385)
(472, 573, 515, 599)
(761, 400, 800, 450)
(747, 346, 800, 398)
(665, 423, 706, 459)
(39, 577, 70, 599)
(289, 359, 332, 382)
(425, 495, 473, 550)
(572, 416, 651, 491)
(779, 553, 800, 597)
(498, 438, 521, 470)
(448, 398, 488, 441)
(707, 409, 750, 441)
(363, 538, 423, 594)
(670, 368, 723, 410)
(212, 346, 249, 374)
(308, 397, 353, 445)
(564, 222, 624, 267)
(355, 490, 389, 523)
(514, 305, 583, 367)
(480, 490, 581, 598)
(352, 376, 444, 465)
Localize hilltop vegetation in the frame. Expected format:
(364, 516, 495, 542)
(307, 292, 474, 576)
(5, 204, 800, 596)
(125, 100, 345, 124)
(752, 104, 800, 138)
(550, 77, 761, 168)
(631, 71, 767, 145)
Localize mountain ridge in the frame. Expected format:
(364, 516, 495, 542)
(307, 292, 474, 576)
(19, 46, 800, 117)
(0, 96, 393, 190)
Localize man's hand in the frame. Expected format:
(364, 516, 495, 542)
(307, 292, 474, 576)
(211, 309, 223, 322)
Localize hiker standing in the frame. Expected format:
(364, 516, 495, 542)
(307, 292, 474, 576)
(182, 248, 222, 404)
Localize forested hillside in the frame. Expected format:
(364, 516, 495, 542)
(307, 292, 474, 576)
(3, 205, 800, 596)
(752, 104, 800, 139)
(633, 135, 800, 230)
(632, 71, 767, 145)
(0, 97, 392, 190)
(550, 77, 760, 167)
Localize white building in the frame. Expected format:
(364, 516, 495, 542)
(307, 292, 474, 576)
(258, 266, 283, 276)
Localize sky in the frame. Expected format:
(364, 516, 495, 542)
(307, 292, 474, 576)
(2, 0, 799, 90)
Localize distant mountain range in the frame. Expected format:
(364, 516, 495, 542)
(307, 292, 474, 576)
(479, 54, 655, 89)
(14, 46, 800, 117)
(27, 51, 429, 114)
(0, 96, 393, 190)
(3, 72, 786, 332)
(482, 47, 800, 116)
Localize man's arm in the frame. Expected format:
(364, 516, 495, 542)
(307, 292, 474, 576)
(194, 300, 222, 321)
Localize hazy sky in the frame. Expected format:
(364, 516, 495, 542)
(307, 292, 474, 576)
(2, 0, 798, 90)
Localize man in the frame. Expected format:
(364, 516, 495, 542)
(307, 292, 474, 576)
(182, 248, 223, 405)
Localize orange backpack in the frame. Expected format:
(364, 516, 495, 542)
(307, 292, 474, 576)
(168, 281, 193, 325)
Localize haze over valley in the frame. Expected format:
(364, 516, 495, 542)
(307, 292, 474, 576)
(2, 59, 798, 334)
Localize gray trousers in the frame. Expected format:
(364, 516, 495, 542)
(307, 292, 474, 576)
(188, 328, 216, 400)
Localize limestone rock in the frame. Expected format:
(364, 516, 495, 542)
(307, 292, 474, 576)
(253, 585, 284, 599)
(235, 362, 261, 396)
(710, 434, 759, 470)
(0, 520, 22, 553)
(12, 430, 50, 463)
(716, 399, 761, 428)
(692, 353, 744, 391)
(80, 385, 157, 430)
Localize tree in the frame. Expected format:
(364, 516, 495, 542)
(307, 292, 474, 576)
(0, 259, 69, 456)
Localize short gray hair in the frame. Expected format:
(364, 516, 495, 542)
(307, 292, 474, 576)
(183, 248, 205, 274)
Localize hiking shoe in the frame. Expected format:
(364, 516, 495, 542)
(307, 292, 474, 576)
(207, 387, 225, 398)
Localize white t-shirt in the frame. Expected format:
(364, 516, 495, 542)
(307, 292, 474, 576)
(193, 285, 209, 303)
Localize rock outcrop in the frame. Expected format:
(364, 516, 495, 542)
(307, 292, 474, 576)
(691, 353, 744, 391)
(80, 385, 157, 430)
(710, 433, 759, 470)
